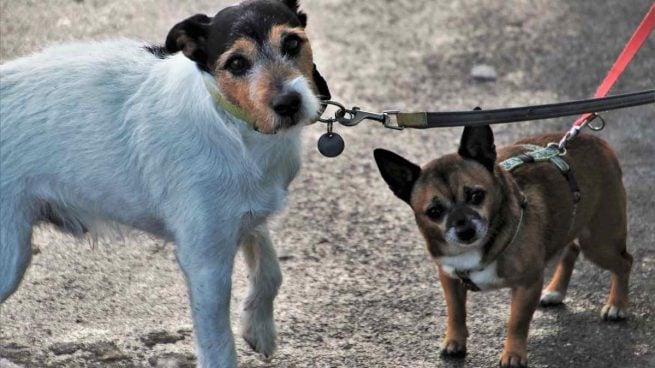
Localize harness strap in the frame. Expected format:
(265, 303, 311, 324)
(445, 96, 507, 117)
(500, 145, 581, 203)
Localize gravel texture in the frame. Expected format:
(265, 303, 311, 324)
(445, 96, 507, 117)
(1, 1, 654, 367)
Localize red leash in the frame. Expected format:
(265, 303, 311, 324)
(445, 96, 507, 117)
(572, 3, 655, 128)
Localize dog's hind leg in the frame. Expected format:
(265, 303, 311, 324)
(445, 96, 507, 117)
(0, 200, 33, 303)
(239, 224, 282, 361)
(579, 229, 632, 321)
(540, 240, 581, 306)
(578, 191, 632, 321)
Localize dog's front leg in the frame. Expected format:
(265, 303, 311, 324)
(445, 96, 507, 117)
(438, 267, 468, 358)
(239, 224, 282, 361)
(500, 277, 543, 368)
(176, 221, 241, 368)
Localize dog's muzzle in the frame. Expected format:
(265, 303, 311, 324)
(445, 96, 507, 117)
(271, 91, 302, 118)
(446, 208, 486, 246)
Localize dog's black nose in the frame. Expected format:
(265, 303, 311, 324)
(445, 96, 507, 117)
(272, 91, 301, 117)
(455, 222, 477, 243)
(457, 226, 475, 243)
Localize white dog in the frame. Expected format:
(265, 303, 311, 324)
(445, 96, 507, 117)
(0, 0, 330, 367)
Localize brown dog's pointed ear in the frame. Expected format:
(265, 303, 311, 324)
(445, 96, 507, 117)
(312, 64, 331, 100)
(458, 125, 497, 171)
(165, 14, 213, 70)
(374, 149, 421, 204)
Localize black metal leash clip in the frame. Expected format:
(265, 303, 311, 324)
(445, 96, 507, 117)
(319, 101, 401, 129)
(336, 107, 399, 128)
(317, 101, 402, 157)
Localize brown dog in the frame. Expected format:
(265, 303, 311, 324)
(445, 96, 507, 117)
(374, 125, 632, 367)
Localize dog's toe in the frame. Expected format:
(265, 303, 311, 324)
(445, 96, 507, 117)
(240, 308, 277, 360)
(601, 304, 627, 321)
(242, 335, 274, 362)
(440, 339, 467, 358)
(499, 350, 528, 368)
(243, 335, 257, 352)
(539, 290, 564, 307)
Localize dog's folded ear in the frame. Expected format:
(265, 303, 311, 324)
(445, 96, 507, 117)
(374, 149, 421, 204)
(165, 14, 213, 69)
(312, 64, 331, 100)
(281, 0, 307, 27)
(458, 125, 497, 172)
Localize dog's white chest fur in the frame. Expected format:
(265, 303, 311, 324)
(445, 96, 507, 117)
(236, 127, 301, 228)
(439, 251, 504, 291)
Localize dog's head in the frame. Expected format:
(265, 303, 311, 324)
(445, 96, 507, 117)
(166, 0, 330, 134)
(374, 126, 504, 256)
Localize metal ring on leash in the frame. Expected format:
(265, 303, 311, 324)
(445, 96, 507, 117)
(587, 113, 606, 131)
(548, 142, 567, 156)
(318, 100, 347, 124)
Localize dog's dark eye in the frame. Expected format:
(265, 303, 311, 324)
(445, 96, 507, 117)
(282, 36, 303, 56)
(426, 204, 445, 221)
(467, 189, 486, 206)
(225, 56, 251, 76)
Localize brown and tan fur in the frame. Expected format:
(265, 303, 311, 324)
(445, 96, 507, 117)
(165, 0, 331, 136)
(374, 126, 631, 368)
(214, 26, 317, 133)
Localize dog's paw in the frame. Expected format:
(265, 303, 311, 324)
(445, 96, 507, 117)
(539, 290, 565, 307)
(440, 338, 467, 358)
(600, 304, 628, 321)
(240, 307, 277, 361)
(499, 350, 528, 368)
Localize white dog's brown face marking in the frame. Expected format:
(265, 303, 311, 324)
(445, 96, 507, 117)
(213, 26, 316, 133)
(164, 0, 331, 134)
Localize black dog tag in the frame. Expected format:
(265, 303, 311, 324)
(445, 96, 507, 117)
(317, 132, 344, 157)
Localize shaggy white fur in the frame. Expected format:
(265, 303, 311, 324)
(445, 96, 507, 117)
(0, 38, 319, 367)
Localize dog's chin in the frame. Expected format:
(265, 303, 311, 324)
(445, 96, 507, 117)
(304, 106, 323, 126)
(263, 112, 317, 134)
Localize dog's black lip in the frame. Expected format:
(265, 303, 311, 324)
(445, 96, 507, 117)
(457, 236, 478, 245)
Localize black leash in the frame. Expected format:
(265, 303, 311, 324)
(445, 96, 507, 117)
(391, 89, 654, 129)
(316, 89, 655, 157)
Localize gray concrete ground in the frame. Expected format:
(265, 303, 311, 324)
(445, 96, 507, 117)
(1, 0, 654, 367)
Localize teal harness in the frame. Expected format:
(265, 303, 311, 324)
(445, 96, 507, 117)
(499, 144, 581, 203)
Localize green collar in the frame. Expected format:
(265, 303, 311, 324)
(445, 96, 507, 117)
(205, 82, 252, 126)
